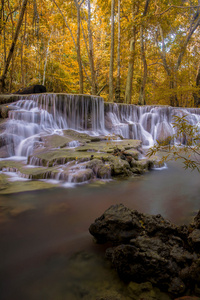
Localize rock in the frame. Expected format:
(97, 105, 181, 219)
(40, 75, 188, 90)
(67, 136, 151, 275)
(0, 103, 19, 119)
(128, 281, 171, 300)
(0, 174, 9, 190)
(156, 121, 173, 143)
(194, 211, 200, 229)
(168, 277, 185, 295)
(174, 297, 200, 300)
(97, 164, 112, 179)
(89, 204, 200, 297)
(41, 134, 73, 148)
(0, 120, 7, 132)
(0, 133, 7, 147)
(0, 145, 9, 158)
(188, 229, 200, 251)
(14, 84, 46, 94)
(130, 158, 154, 173)
(68, 168, 94, 183)
(0, 106, 9, 118)
(0, 94, 19, 105)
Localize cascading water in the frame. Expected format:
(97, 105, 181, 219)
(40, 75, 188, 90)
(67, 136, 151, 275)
(4, 94, 105, 158)
(104, 103, 200, 146)
(1, 93, 200, 186)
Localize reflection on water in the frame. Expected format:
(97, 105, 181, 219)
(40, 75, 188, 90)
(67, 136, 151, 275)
(0, 161, 199, 299)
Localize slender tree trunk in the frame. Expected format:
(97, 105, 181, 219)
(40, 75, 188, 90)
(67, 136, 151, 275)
(43, 29, 52, 86)
(87, 0, 97, 95)
(8, 0, 14, 92)
(138, 25, 147, 105)
(138, 0, 150, 105)
(0, 0, 4, 35)
(21, 9, 27, 86)
(125, 3, 138, 104)
(125, 38, 135, 104)
(115, 0, 121, 103)
(193, 64, 200, 107)
(0, 0, 28, 93)
(76, 3, 83, 94)
(109, 0, 115, 102)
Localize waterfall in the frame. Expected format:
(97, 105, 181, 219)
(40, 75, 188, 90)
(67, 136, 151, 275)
(2, 95, 200, 158)
(0, 93, 200, 186)
(104, 103, 200, 146)
(3, 94, 105, 157)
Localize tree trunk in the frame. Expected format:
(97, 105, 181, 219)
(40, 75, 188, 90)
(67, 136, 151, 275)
(138, 0, 150, 105)
(125, 38, 135, 104)
(43, 30, 52, 86)
(138, 25, 147, 105)
(87, 0, 97, 95)
(125, 3, 138, 104)
(115, 0, 121, 103)
(193, 64, 200, 107)
(0, 0, 28, 93)
(76, 3, 83, 94)
(21, 9, 27, 86)
(0, 0, 4, 35)
(169, 79, 179, 107)
(109, 0, 115, 102)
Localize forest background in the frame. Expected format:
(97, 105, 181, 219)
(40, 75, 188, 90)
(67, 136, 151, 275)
(1, 0, 200, 107)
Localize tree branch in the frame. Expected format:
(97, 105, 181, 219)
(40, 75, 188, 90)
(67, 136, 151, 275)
(157, 5, 200, 16)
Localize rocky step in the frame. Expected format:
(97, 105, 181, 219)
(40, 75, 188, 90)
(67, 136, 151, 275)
(89, 204, 200, 297)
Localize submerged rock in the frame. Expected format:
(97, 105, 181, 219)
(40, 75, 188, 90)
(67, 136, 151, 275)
(89, 204, 200, 297)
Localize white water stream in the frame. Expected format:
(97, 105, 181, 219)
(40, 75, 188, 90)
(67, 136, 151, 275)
(1, 94, 200, 184)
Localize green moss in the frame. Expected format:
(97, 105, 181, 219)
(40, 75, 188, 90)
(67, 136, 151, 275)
(0, 160, 24, 170)
(0, 95, 20, 105)
(0, 173, 9, 190)
(41, 134, 73, 148)
(0, 181, 57, 194)
(76, 140, 141, 153)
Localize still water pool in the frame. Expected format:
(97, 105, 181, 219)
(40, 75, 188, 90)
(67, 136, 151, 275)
(0, 161, 199, 300)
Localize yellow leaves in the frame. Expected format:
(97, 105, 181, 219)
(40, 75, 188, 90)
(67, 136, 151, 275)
(139, 220, 145, 229)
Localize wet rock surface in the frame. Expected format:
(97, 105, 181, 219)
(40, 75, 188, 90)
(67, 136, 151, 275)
(89, 204, 200, 297)
(1, 116, 159, 193)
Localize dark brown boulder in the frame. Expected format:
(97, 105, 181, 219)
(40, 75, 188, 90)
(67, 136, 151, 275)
(89, 204, 200, 297)
(14, 85, 46, 94)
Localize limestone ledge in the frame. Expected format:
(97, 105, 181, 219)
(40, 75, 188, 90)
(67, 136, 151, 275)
(0, 127, 162, 193)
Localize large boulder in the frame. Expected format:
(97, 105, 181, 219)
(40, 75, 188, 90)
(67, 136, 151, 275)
(14, 85, 46, 94)
(89, 204, 200, 297)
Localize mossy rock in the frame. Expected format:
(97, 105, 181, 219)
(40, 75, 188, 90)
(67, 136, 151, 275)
(0, 160, 24, 171)
(0, 119, 7, 132)
(62, 129, 93, 143)
(97, 164, 112, 179)
(0, 159, 59, 180)
(123, 149, 140, 160)
(28, 148, 113, 167)
(0, 174, 9, 190)
(0, 95, 20, 105)
(0, 180, 57, 194)
(130, 158, 153, 171)
(41, 134, 74, 148)
(76, 140, 141, 154)
(105, 155, 131, 175)
(18, 166, 58, 179)
(128, 281, 171, 300)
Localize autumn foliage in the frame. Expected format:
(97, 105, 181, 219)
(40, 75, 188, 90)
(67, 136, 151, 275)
(0, 0, 200, 107)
